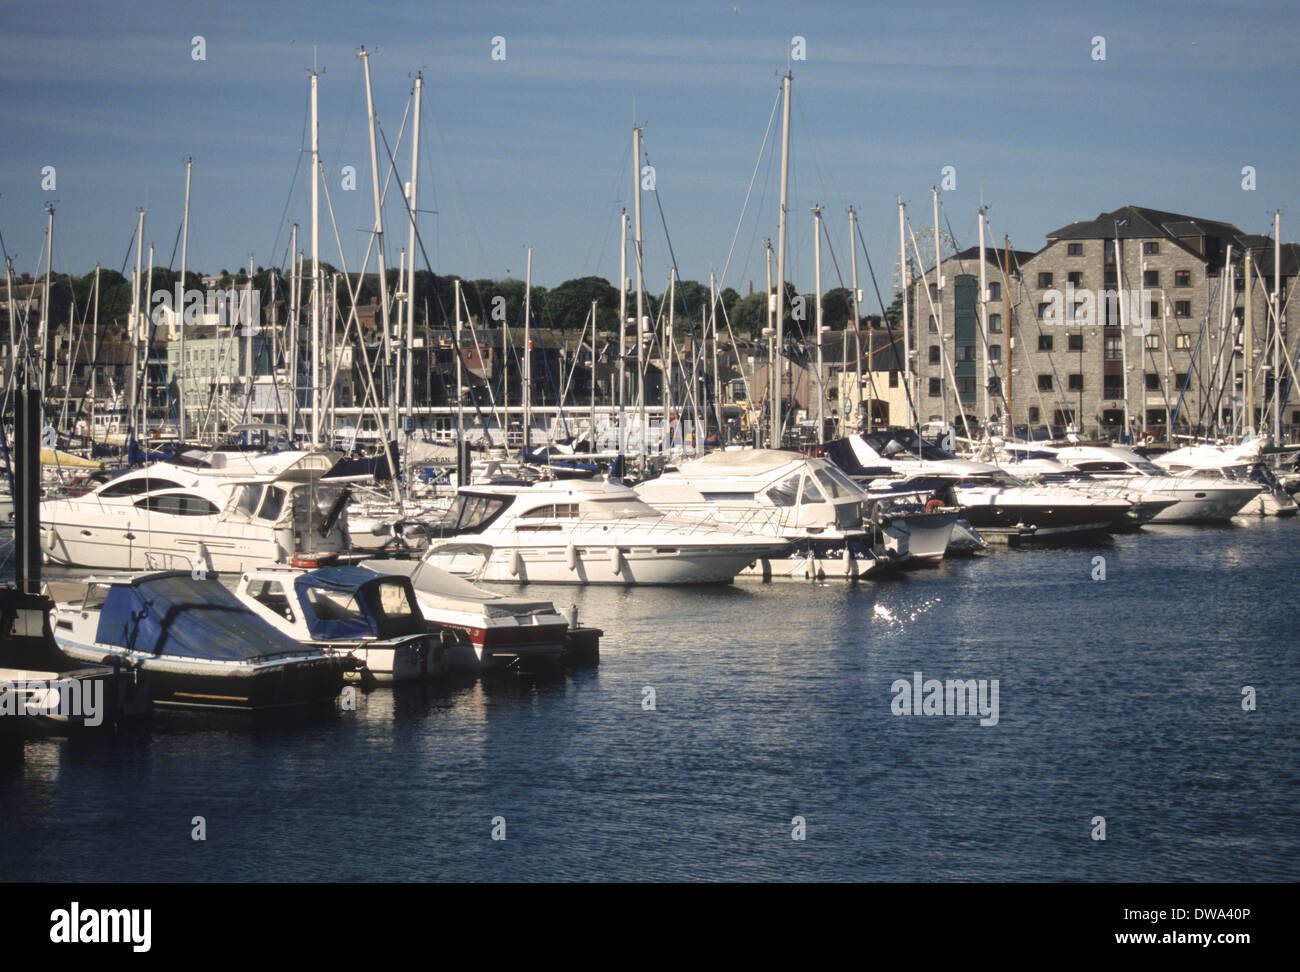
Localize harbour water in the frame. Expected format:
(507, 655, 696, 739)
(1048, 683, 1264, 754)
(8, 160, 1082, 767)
(2, 519, 1297, 882)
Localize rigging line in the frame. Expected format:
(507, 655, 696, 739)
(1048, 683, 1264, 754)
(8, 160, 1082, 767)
(855, 215, 917, 425)
(269, 84, 311, 270)
(716, 83, 782, 294)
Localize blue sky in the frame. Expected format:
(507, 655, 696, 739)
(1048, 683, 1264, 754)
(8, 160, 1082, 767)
(1, 0, 1296, 311)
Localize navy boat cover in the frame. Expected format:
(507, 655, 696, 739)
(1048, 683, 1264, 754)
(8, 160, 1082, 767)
(95, 572, 317, 662)
(293, 566, 424, 641)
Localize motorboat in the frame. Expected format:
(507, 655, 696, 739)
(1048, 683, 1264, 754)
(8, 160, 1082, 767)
(1047, 445, 1262, 522)
(361, 557, 598, 670)
(1154, 441, 1298, 517)
(48, 571, 352, 711)
(634, 449, 926, 577)
(234, 565, 462, 683)
(2, 584, 151, 737)
(417, 478, 788, 585)
(40, 449, 351, 573)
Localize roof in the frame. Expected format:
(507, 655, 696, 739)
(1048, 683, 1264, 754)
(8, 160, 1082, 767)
(1044, 205, 1243, 246)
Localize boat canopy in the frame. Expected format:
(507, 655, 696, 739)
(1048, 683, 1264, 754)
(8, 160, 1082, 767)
(95, 572, 315, 662)
(292, 566, 425, 641)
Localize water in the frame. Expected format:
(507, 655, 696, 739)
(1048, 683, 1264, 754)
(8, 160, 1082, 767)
(3, 519, 1297, 881)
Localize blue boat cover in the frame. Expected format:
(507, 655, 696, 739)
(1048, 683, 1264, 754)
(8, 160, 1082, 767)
(95, 572, 317, 662)
(293, 566, 423, 641)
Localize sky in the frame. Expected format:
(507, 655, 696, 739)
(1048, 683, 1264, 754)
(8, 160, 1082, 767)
(1, 0, 1297, 315)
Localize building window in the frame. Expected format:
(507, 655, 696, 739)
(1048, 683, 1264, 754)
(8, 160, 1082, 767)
(1103, 376, 1124, 399)
(1067, 271, 1083, 287)
(929, 283, 939, 300)
(1038, 272, 1054, 287)
(1068, 333, 1083, 351)
(928, 377, 941, 397)
(988, 281, 1001, 300)
(988, 313, 1002, 333)
(1175, 333, 1192, 349)
(1145, 373, 1161, 390)
(1145, 334, 1160, 350)
(929, 345, 941, 364)
(1148, 301, 1160, 320)
(1174, 301, 1191, 318)
(1175, 270, 1191, 287)
(1104, 270, 1118, 288)
(1069, 301, 1086, 322)
(956, 377, 976, 397)
(1038, 334, 1053, 351)
(1068, 373, 1083, 391)
(989, 345, 1001, 361)
(1038, 302, 1053, 321)
(889, 371, 898, 388)
(928, 315, 938, 333)
(1067, 242, 1083, 256)
(1235, 276, 1245, 291)
(1037, 373, 1053, 391)
(1104, 335, 1123, 360)
(1143, 241, 1159, 255)
(1028, 407, 1040, 423)
(1175, 372, 1188, 388)
(956, 345, 975, 362)
(1143, 270, 1159, 287)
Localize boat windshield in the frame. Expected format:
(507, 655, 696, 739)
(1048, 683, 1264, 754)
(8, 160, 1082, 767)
(814, 465, 862, 500)
(440, 493, 513, 534)
(373, 579, 417, 618)
(961, 469, 1029, 488)
(577, 496, 662, 518)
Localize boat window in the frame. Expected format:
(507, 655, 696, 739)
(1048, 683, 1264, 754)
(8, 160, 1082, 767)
(577, 497, 661, 518)
(99, 476, 184, 498)
(304, 587, 363, 623)
(257, 486, 286, 521)
(1074, 461, 1130, 473)
(236, 484, 265, 516)
(133, 493, 220, 516)
(814, 466, 859, 499)
(800, 476, 825, 504)
(766, 473, 800, 507)
(520, 503, 580, 519)
(374, 580, 416, 618)
(247, 579, 294, 621)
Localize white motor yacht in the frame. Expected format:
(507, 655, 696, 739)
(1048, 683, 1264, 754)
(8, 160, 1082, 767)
(1154, 441, 1297, 517)
(417, 478, 788, 585)
(40, 450, 350, 573)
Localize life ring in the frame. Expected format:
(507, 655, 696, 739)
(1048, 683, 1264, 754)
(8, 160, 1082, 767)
(925, 498, 945, 513)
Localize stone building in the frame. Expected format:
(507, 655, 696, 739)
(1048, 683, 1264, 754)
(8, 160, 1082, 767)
(912, 206, 1297, 441)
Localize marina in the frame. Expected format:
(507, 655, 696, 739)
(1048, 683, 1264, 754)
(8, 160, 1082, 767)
(1, 2, 1298, 918)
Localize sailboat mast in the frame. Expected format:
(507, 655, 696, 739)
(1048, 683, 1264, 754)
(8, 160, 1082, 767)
(1245, 249, 1254, 435)
(288, 223, 299, 439)
(813, 204, 824, 444)
(523, 245, 533, 451)
(310, 70, 321, 448)
(39, 204, 53, 399)
(899, 200, 912, 430)
(1273, 211, 1282, 441)
(90, 264, 99, 447)
(179, 158, 191, 442)
(773, 71, 791, 450)
(633, 125, 646, 467)
(710, 269, 720, 448)
(454, 278, 464, 450)
(932, 187, 947, 428)
(143, 249, 153, 435)
(849, 206, 864, 433)
(360, 48, 396, 457)
(406, 72, 422, 465)
(978, 206, 991, 431)
(128, 207, 145, 440)
(618, 209, 628, 459)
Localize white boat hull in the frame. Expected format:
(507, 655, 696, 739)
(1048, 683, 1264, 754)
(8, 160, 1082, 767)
(424, 542, 778, 585)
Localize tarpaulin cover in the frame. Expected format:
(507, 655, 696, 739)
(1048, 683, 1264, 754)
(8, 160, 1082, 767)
(293, 566, 423, 641)
(823, 438, 894, 480)
(95, 572, 315, 661)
